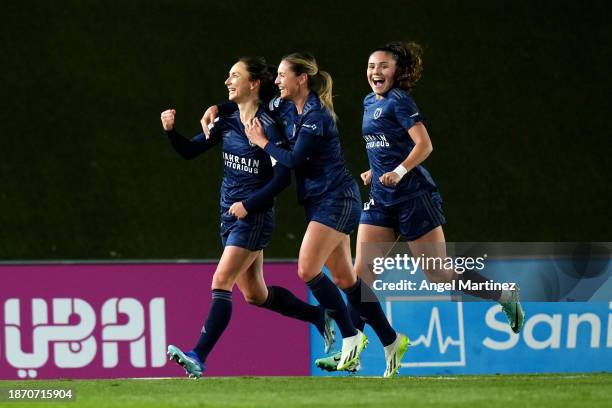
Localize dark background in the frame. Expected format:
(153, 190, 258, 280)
(1, 0, 609, 260)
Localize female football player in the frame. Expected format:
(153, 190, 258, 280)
(161, 57, 334, 378)
(202, 53, 410, 377)
(244, 53, 403, 374)
(354, 41, 525, 343)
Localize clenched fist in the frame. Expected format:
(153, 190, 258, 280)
(228, 202, 248, 219)
(379, 171, 402, 187)
(161, 109, 176, 131)
(361, 169, 372, 186)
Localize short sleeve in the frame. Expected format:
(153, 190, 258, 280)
(394, 95, 424, 130)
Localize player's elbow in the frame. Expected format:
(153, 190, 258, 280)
(420, 141, 433, 158)
(282, 155, 305, 169)
(170, 143, 200, 160)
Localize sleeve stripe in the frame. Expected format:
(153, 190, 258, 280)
(259, 113, 273, 127)
(391, 89, 406, 99)
(303, 101, 316, 115)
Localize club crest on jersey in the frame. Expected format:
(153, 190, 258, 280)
(302, 123, 317, 131)
(269, 97, 282, 111)
(373, 108, 382, 119)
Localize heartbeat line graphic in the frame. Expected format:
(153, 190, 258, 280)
(412, 307, 462, 354)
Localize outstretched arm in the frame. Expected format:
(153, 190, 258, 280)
(161, 109, 221, 159)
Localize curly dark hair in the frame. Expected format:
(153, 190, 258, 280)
(371, 41, 423, 91)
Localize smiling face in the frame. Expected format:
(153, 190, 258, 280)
(225, 62, 257, 103)
(367, 51, 398, 97)
(275, 59, 304, 101)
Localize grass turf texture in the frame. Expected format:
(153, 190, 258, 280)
(1, 374, 610, 408)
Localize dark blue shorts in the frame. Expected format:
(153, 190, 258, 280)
(305, 182, 362, 235)
(360, 191, 446, 241)
(220, 207, 274, 251)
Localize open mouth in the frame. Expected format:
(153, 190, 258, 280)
(371, 78, 386, 89)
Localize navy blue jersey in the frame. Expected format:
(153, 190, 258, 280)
(362, 88, 438, 205)
(166, 107, 289, 211)
(217, 109, 284, 209)
(265, 92, 355, 204)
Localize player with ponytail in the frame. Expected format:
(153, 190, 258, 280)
(242, 52, 370, 372)
(160, 56, 336, 379)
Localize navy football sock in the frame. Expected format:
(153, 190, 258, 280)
(193, 289, 232, 363)
(306, 272, 357, 338)
(456, 270, 502, 301)
(344, 278, 396, 347)
(347, 301, 366, 332)
(259, 285, 324, 333)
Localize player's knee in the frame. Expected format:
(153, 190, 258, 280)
(332, 274, 346, 289)
(243, 292, 266, 306)
(353, 261, 365, 277)
(297, 262, 318, 282)
(211, 273, 234, 291)
(334, 275, 357, 290)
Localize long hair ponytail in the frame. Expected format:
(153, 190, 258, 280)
(282, 52, 337, 121)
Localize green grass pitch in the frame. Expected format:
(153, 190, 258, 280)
(1, 374, 610, 408)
